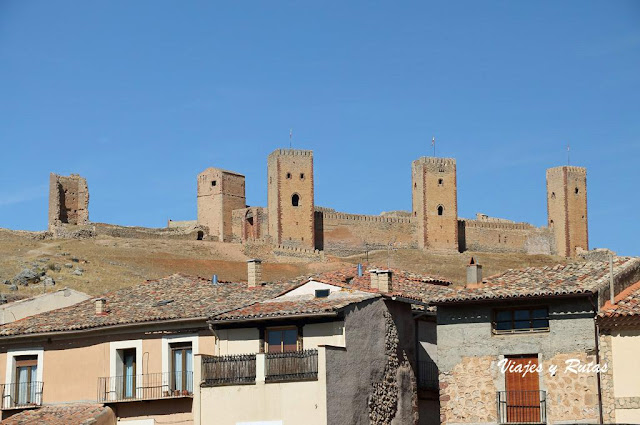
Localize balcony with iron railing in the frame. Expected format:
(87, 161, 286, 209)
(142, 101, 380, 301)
(0, 382, 43, 410)
(497, 390, 547, 424)
(97, 372, 193, 403)
(201, 349, 319, 387)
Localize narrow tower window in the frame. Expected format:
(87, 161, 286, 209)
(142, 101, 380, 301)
(292, 194, 300, 207)
(438, 178, 444, 186)
(286, 173, 292, 179)
(300, 173, 305, 179)
(575, 187, 579, 194)
(437, 205, 444, 216)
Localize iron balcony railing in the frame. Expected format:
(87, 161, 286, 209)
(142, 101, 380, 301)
(97, 372, 193, 403)
(201, 354, 257, 387)
(265, 349, 318, 382)
(497, 390, 547, 424)
(417, 360, 439, 391)
(0, 381, 43, 409)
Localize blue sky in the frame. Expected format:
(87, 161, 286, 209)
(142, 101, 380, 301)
(1, 1, 639, 256)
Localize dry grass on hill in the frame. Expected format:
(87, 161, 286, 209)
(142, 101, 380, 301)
(0, 228, 571, 298)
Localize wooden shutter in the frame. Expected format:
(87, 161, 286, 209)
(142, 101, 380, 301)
(505, 355, 540, 423)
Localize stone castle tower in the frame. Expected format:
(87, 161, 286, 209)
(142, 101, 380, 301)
(197, 168, 246, 242)
(546, 166, 588, 257)
(412, 157, 458, 251)
(267, 149, 315, 249)
(48, 173, 89, 230)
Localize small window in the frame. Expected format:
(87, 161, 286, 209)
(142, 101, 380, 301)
(292, 194, 300, 207)
(267, 328, 298, 353)
(551, 192, 556, 199)
(286, 173, 292, 179)
(14, 356, 39, 406)
(414, 182, 417, 189)
(549, 219, 554, 227)
(300, 173, 305, 180)
(211, 181, 217, 187)
(575, 187, 579, 194)
(315, 289, 330, 298)
(437, 205, 444, 216)
(438, 178, 444, 186)
(493, 307, 549, 334)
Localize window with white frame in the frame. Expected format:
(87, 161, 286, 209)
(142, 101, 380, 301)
(4, 348, 44, 409)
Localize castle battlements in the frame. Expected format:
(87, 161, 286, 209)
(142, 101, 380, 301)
(49, 148, 589, 259)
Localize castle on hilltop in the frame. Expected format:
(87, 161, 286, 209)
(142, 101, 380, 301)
(49, 149, 589, 258)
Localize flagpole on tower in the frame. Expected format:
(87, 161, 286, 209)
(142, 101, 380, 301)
(289, 129, 293, 149)
(432, 137, 436, 157)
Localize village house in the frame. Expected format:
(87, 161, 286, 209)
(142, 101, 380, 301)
(0, 262, 300, 424)
(598, 280, 640, 424)
(197, 266, 451, 425)
(0, 262, 452, 425)
(433, 257, 640, 425)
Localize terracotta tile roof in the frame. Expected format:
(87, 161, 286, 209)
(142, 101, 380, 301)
(212, 292, 379, 322)
(1, 403, 113, 425)
(309, 266, 454, 302)
(433, 257, 640, 304)
(0, 274, 301, 337)
(211, 266, 453, 322)
(598, 280, 640, 321)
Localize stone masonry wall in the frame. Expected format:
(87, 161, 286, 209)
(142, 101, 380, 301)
(325, 299, 418, 425)
(315, 210, 416, 254)
(48, 173, 89, 229)
(459, 219, 555, 255)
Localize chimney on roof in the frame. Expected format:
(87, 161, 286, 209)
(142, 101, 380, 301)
(466, 257, 483, 287)
(247, 259, 262, 288)
(95, 298, 107, 315)
(377, 270, 393, 293)
(369, 269, 379, 290)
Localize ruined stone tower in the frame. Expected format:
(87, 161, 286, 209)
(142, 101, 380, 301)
(546, 166, 588, 257)
(412, 157, 458, 251)
(267, 149, 315, 249)
(48, 173, 89, 230)
(197, 168, 246, 242)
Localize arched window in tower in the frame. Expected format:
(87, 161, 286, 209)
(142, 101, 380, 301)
(551, 192, 556, 199)
(575, 187, 579, 194)
(292, 194, 300, 207)
(437, 205, 444, 216)
(438, 178, 444, 186)
(286, 172, 292, 179)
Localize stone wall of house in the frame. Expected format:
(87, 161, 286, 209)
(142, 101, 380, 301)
(325, 299, 418, 425)
(599, 332, 616, 424)
(437, 297, 599, 425)
(439, 356, 498, 424)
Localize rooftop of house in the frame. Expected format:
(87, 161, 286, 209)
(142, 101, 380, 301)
(212, 266, 454, 322)
(310, 266, 454, 302)
(0, 273, 303, 337)
(211, 291, 380, 323)
(598, 280, 640, 323)
(433, 257, 640, 304)
(0, 403, 113, 425)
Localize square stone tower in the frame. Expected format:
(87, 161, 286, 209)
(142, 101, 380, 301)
(197, 168, 246, 242)
(546, 166, 588, 257)
(48, 173, 89, 230)
(412, 157, 458, 251)
(267, 149, 315, 249)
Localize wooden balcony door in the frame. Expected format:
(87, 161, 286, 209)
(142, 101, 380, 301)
(505, 355, 541, 423)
